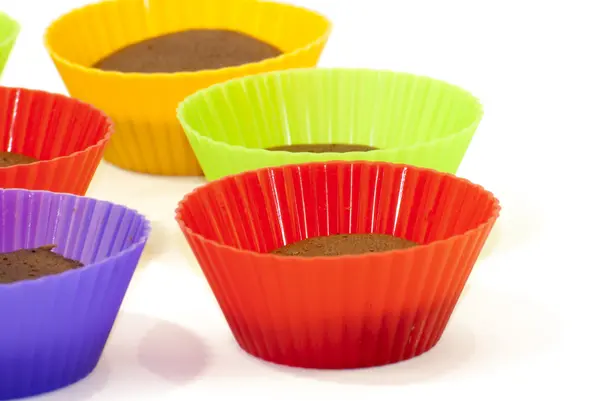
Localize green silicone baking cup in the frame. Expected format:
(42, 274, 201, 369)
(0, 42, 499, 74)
(0, 11, 19, 78)
(177, 68, 483, 181)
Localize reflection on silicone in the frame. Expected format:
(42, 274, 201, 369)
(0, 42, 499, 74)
(176, 161, 500, 368)
(0, 189, 150, 400)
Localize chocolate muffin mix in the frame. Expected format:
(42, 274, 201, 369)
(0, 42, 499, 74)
(267, 144, 378, 153)
(272, 234, 418, 257)
(93, 29, 283, 73)
(0, 152, 38, 167)
(0, 245, 84, 284)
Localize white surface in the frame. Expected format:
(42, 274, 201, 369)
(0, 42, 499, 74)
(2, 0, 599, 399)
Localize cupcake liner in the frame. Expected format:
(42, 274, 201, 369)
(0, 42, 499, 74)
(0, 12, 19, 79)
(44, 0, 331, 176)
(0, 87, 113, 194)
(178, 68, 483, 181)
(0, 189, 150, 400)
(176, 161, 500, 369)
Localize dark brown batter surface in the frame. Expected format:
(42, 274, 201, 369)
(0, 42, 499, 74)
(0, 245, 84, 284)
(93, 29, 283, 73)
(267, 144, 378, 153)
(271, 234, 418, 257)
(0, 152, 38, 167)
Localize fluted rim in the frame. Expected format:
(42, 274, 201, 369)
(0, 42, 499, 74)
(44, 0, 332, 79)
(177, 67, 484, 153)
(0, 86, 113, 172)
(0, 188, 151, 289)
(175, 160, 500, 263)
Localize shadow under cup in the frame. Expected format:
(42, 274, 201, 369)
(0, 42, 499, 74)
(0, 189, 150, 400)
(176, 161, 500, 369)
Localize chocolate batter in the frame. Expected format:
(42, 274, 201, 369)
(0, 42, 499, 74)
(0, 245, 84, 284)
(267, 144, 378, 153)
(0, 152, 38, 167)
(93, 29, 283, 73)
(271, 234, 418, 257)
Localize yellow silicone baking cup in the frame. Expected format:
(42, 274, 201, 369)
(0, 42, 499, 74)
(44, 0, 331, 176)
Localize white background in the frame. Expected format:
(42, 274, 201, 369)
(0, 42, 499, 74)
(2, 0, 599, 399)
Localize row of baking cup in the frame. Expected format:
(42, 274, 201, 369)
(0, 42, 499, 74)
(0, 69, 481, 193)
(0, 1, 500, 399)
(0, 67, 482, 192)
(0, 160, 499, 398)
(4, 0, 481, 184)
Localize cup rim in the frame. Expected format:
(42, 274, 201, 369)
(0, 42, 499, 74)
(43, 0, 332, 80)
(0, 188, 151, 288)
(177, 67, 484, 154)
(0, 86, 113, 172)
(175, 160, 501, 263)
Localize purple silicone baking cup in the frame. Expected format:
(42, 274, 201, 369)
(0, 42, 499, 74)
(0, 189, 151, 400)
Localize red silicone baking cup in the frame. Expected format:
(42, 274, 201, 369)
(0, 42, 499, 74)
(176, 161, 500, 369)
(0, 87, 112, 194)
